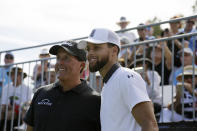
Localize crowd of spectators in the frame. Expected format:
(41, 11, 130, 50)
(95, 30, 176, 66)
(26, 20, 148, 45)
(117, 15, 197, 123)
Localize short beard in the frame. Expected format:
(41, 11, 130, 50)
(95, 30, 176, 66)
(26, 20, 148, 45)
(89, 56, 109, 72)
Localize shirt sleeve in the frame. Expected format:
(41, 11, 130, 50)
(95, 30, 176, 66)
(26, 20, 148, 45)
(121, 71, 150, 112)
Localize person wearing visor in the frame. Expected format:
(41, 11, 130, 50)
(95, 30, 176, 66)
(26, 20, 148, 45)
(24, 41, 101, 131)
(80, 28, 158, 131)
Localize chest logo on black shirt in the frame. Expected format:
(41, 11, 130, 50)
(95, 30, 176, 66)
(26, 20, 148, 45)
(38, 99, 52, 106)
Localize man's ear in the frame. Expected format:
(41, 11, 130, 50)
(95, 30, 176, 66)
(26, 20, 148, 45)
(80, 61, 86, 73)
(112, 45, 119, 56)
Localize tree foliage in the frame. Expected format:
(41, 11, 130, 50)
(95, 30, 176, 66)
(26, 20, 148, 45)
(192, 0, 197, 14)
(146, 17, 163, 37)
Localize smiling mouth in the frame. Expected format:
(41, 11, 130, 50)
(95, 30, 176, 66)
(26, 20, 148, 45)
(88, 57, 97, 63)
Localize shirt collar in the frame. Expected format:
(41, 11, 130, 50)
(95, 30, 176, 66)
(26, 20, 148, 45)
(54, 80, 87, 94)
(103, 63, 120, 84)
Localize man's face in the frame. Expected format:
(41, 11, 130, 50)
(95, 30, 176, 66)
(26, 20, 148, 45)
(46, 71, 56, 84)
(170, 22, 179, 30)
(180, 52, 192, 66)
(137, 29, 146, 39)
(55, 48, 83, 81)
(4, 55, 14, 65)
(119, 22, 128, 29)
(87, 43, 111, 72)
(185, 20, 194, 32)
(39, 54, 50, 63)
(183, 75, 197, 85)
(11, 73, 22, 86)
(151, 47, 162, 62)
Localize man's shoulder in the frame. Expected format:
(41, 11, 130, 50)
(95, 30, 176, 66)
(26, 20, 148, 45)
(81, 81, 100, 97)
(35, 83, 57, 93)
(116, 67, 140, 78)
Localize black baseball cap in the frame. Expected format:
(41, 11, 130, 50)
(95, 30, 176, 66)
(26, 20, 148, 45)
(49, 41, 86, 61)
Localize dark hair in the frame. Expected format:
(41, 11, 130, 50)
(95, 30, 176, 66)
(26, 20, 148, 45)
(107, 43, 120, 55)
(5, 54, 14, 60)
(161, 28, 169, 37)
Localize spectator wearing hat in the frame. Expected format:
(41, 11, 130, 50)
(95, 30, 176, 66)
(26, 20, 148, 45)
(129, 57, 162, 120)
(32, 48, 54, 89)
(169, 15, 183, 35)
(173, 48, 196, 85)
(178, 19, 197, 51)
(129, 23, 155, 63)
(183, 19, 196, 34)
(24, 41, 101, 131)
(161, 28, 188, 69)
(160, 65, 197, 122)
(165, 15, 189, 68)
(175, 65, 197, 119)
(116, 16, 136, 46)
(0, 52, 14, 98)
(0, 67, 33, 131)
(81, 28, 158, 131)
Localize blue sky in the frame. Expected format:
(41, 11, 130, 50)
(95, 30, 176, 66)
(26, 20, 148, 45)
(0, 0, 196, 63)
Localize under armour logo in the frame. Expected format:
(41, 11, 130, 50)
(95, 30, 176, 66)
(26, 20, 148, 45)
(90, 29, 96, 37)
(127, 74, 133, 78)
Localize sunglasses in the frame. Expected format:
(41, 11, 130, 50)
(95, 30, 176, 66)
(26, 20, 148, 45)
(5, 55, 14, 60)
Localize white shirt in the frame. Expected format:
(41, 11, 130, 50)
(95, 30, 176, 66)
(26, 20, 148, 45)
(118, 32, 136, 44)
(101, 67, 150, 131)
(146, 70, 162, 104)
(1, 83, 33, 105)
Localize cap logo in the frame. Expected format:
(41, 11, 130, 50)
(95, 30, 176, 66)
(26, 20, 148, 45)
(90, 29, 96, 37)
(64, 41, 73, 46)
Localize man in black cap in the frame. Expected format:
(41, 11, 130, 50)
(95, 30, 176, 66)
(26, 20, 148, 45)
(24, 41, 101, 131)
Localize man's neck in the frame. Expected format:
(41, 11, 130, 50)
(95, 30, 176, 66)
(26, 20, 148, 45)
(59, 78, 81, 92)
(100, 61, 117, 79)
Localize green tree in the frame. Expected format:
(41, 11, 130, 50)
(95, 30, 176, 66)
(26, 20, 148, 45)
(146, 17, 163, 37)
(192, 0, 197, 14)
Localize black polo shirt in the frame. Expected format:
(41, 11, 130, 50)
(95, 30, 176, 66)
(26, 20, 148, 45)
(24, 80, 101, 131)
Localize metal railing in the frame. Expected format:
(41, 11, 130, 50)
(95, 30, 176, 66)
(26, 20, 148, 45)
(0, 57, 56, 131)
